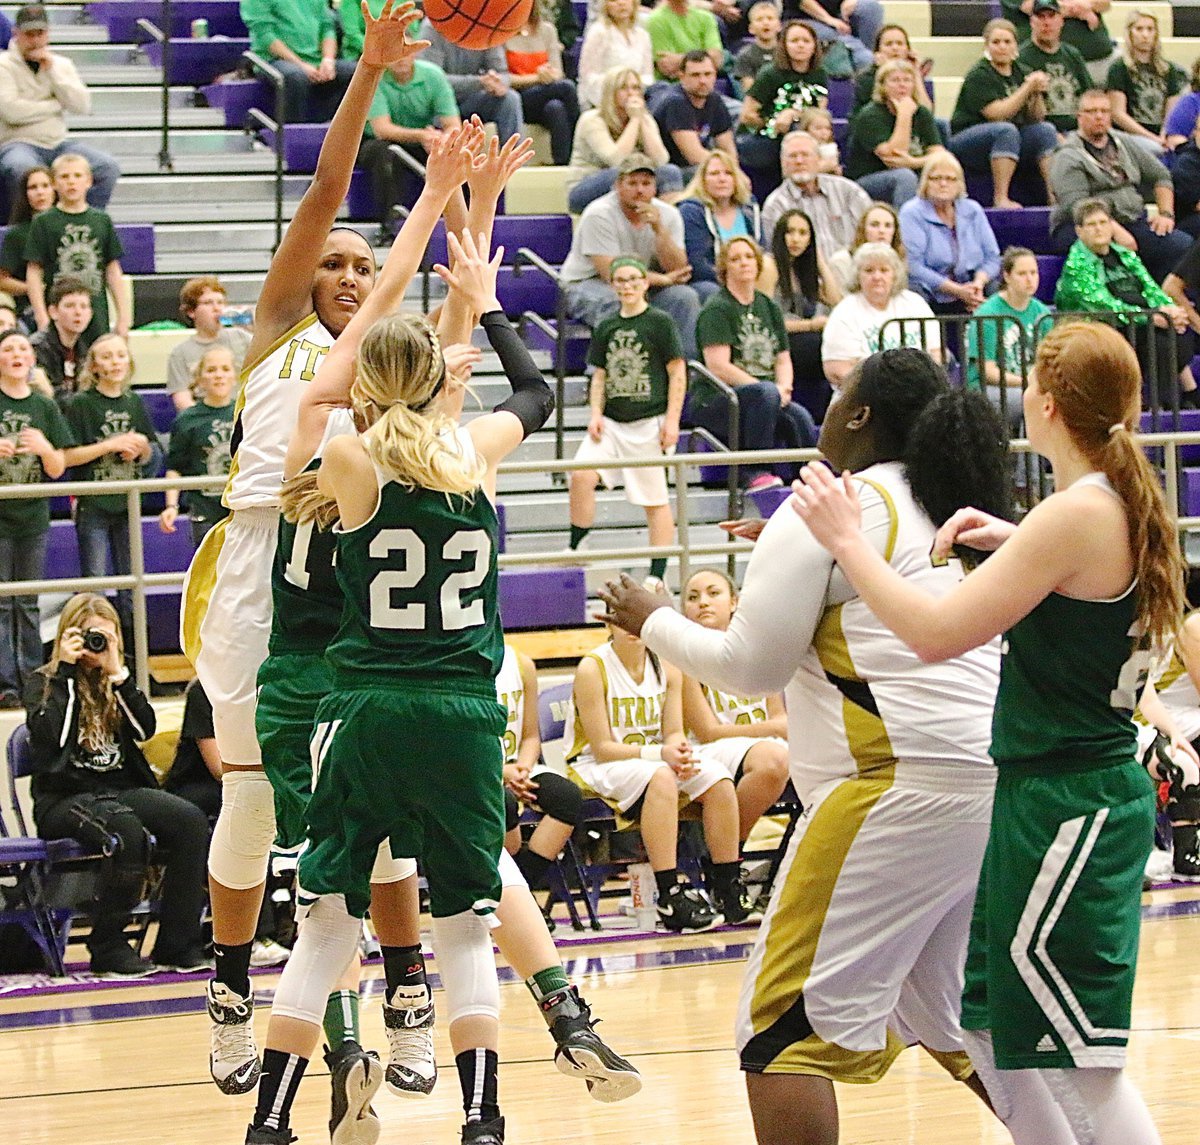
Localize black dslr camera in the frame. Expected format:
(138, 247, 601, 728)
(82, 629, 109, 654)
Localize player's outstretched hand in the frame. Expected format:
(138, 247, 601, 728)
(930, 506, 1017, 561)
(423, 122, 477, 197)
(433, 229, 503, 316)
(789, 462, 861, 556)
(598, 572, 671, 637)
(361, 0, 429, 69)
(467, 131, 536, 203)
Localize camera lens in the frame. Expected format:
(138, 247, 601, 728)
(82, 630, 108, 653)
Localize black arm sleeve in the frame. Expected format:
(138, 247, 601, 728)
(23, 664, 80, 776)
(480, 310, 555, 439)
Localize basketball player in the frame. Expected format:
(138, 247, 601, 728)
(792, 323, 1183, 1144)
(180, 0, 430, 1098)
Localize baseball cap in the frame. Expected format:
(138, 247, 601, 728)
(618, 152, 657, 178)
(1031, 0, 1061, 14)
(15, 4, 50, 30)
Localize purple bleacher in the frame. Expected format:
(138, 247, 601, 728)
(346, 169, 375, 220)
(424, 215, 574, 270)
(519, 317, 590, 373)
(986, 206, 1052, 254)
(747, 484, 791, 519)
(257, 123, 329, 173)
(139, 389, 177, 435)
(499, 567, 587, 629)
(46, 520, 80, 579)
(45, 515, 196, 581)
(200, 77, 271, 128)
(1035, 255, 1063, 303)
(88, 0, 247, 42)
(826, 78, 852, 119)
(0, 224, 154, 274)
(965, 170, 1050, 209)
(1141, 408, 1200, 464)
(141, 37, 250, 86)
(1182, 468, 1200, 517)
(688, 431, 734, 489)
(496, 266, 561, 319)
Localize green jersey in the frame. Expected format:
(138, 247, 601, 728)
(65, 387, 156, 514)
(1016, 41, 1092, 132)
(328, 447, 502, 694)
(695, 288, 788, 380)
(991, 480, 1147, 770)
(0, 387, 75, 539)
(166, 399, 234, 522)
(586, 306, 683, 423)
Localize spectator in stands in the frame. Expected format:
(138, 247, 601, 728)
(1105, 9, 1185, 156)
(29, 275, 91, 402)
(64, 334, 159, 654)
(1016, 0, 1091, 135)
(899, 153, 1001, 316)
(0, 11, 10, 50)
(561, 153, 702, 357)
(949, 19, 1056, 209)
(964, 245, 1050, 426)
(25, 593, 210, 977)
(160, 347, 236, 547)
(566, 256, 684, 587)
(796, 107, 840, 174)
(166, 278, 253, 413)
(0, 164, 52, 319)
(1002, 0, 1114, 86)
(577, 0, 654, 110)
(0, 5, 120, 212)
(645, 0, 723, 85)
(732, 2, 781, 94)
(736, 19, 828, 185)
(851, 24, 931, 117)
(770, 207, 842, 421)
(827, 199, 904, 289)
(506, 3, 579, 166)
(653, 50, 736, 177)
(0, 297, 16, 334)
(420, 18, 525, 142)
(845, 58, 944, 208)
(0, 328, 72, 708)
(357, 54, 462, 232)
(1048, 89, 1191, 283)
(695, 236, 817, 490)
(1164, 236, 1200, 337)
(240, 0, 355, 124)
(1172, 118, 1200, 238)
(678, 149, 763, 301)
(1165, 60, 1200, 152)
(821, 242, 941, 388)
(567, 67, 683, 214)
(1055, 197, 1197, 403)
(761, 130, 870, 260)
(26, 153, 128, 349)
(791, 0, 883, 76)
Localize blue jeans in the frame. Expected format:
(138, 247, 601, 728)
(567, 164, 683, 214)
(857, 167, 919, 207)
(0, 530, 47, 694)
(809, 0, 883, 73)
(0, 140, 120, 208)
(949, 120, 1058, 170)
(274, 58, 356, 124)
(690, 380, 817, 482)
(566, 278, 702, 359)
(74, 503, 133, 651)
(459, 88, 524, 143)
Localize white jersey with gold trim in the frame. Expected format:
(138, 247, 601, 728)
(224, 312, 336, 510)
(701, 683, 770, 727)
(566, 641, 666, 765)
(497, 644, 525, 765)
(1151, 646, 1200, 743)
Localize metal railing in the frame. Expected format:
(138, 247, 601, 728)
(4, 431, 1200, 693)
(136, 1, 174, 172)
(242, 51, 288, 251)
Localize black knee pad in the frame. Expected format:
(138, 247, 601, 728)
(504, 788, 519, 832)
(531, 771, 583, 826)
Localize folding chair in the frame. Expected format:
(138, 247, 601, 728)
(0, 772, 65, 975)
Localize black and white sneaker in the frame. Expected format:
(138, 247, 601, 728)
(208, 979, 262, 1094)
(714, 874, 765, 926)
(383, 984, 437, 1097)
(462, 1116, 505, 1144)
(154, 945, 214, 973)
(657, 883, 722, 933)
(90, 943, 157, 979)
(244, 1125, 296, 1145)
(550, 986, 642, 1103)
(325, 1041, 383, 1145)
(1173, 824, 1200, 882)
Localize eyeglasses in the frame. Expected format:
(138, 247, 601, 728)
(612, 275, 645, 285)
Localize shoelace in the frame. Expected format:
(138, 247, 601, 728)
(212, 1013, 256, 1067)
(386, 1017, 435, 1073)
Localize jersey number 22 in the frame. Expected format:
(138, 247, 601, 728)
(369, 527, 490, 632)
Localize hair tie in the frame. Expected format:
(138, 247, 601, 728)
(1108, 422, 1126, 437)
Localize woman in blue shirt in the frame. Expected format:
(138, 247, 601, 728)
(678, 150, 763, 302)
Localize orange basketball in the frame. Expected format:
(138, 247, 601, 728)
(425, 0, 534, 50)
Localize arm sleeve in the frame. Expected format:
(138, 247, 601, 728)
(166, 419, 189, 472)
(695, 295, 733, 350)
(0, 65, 61, 127)
(132, 393, 156, 439)
(975, 205, 1001, 280)
(23, 665, 78, 775)
(821, 299, 862, 361)
(482, 310, 554, 437)
(165, 346, 192, 393)
(181, 681, 215, 742)
(113, 675, 156, 741)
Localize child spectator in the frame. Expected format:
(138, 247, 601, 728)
(797, 106, 840, 173)
(25, 152, 128, 348)
(29, 274, 91, 403)
(64, 333, 158, 653)
(567, 255, 685, 591)
(165, 277, 252, 412)
(0, 164, 53, 316)
(160, 346, 235, 546)
(733, 2, 781, 93)
(0, 328, 73, 707)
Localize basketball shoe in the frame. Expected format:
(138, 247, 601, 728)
(550, 986, 642, 1102)
(714, 872, 764, 926)
(383, 984, 437, 1097)
(657, 883, 722, 933)
(462, 1117, 505, 1144)
(208, 979, 262, 1094)
(1173, 824, 1200, 882)
(244, 1125, 295, 1144)
(326, 1041, 383, 1145)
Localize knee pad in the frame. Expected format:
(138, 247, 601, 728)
(370, 841, 418, 884)
(532, 771, 582, 826)
(272, 894, 362, 1027)
(207, 770, 276, 891)
(428, 909, 500, 1025)
(497, 848, 527, 890)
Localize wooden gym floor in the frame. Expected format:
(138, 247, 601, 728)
(3, 886, 1200, 1145)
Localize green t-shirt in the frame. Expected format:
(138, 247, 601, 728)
(1017, 40, 1092, 131)
(365, 60, 459, 134)
(25, 206, 123, 347)
(1105, 58, 1187, 133)
(0, 219, 31, 279)
(586, 306, 683, 423)
(951, 58, 1038, 133)
(65, 388, 157, 515)
(963, 292, 1051, 389)
(0, 388, 75, 538)
(1001, 0, 1114, 63)
(166, 400, 234, 521)
(695, 288, 788, 380)
(645, 4, 722, 81)
(852, 65, 877, 115)
(747, 64, 829, 137)
(846, 102, 940, 179)
(241, 0, 335, 64)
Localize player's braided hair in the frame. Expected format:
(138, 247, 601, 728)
(1034, 320, 1186, 648)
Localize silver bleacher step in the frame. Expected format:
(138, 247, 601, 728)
(501, 488, 732, 534)
(68, 86, 200, 115)
(52, 42, 149, 67)
(69, 130, 259, 156)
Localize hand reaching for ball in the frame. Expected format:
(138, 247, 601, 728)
(361, 0, 430, 70)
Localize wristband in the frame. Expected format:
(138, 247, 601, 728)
(639, 745, 664, 762)
(1160, 211, 1175, 219)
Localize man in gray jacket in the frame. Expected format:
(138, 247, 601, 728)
(0, 5, 119, 209)
(1048, 88, 1189, 282)
(418, 19, 523, 144)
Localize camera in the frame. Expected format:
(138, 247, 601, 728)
(82, 629, 109, 654)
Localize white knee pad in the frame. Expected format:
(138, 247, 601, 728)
(1042, 1067, 1163, 1145)
(208, 769, 277, 890)
(428, 909, 500, 1025)
(497, 848, 527, 890)
(370, 842, 418, 884)
(272, 894, 363, 1027)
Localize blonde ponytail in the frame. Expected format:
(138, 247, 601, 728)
(364, 404, 483, 496)
(280, 469, 340, 528)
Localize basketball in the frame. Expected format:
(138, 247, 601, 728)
(424, 0, 534, 50)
